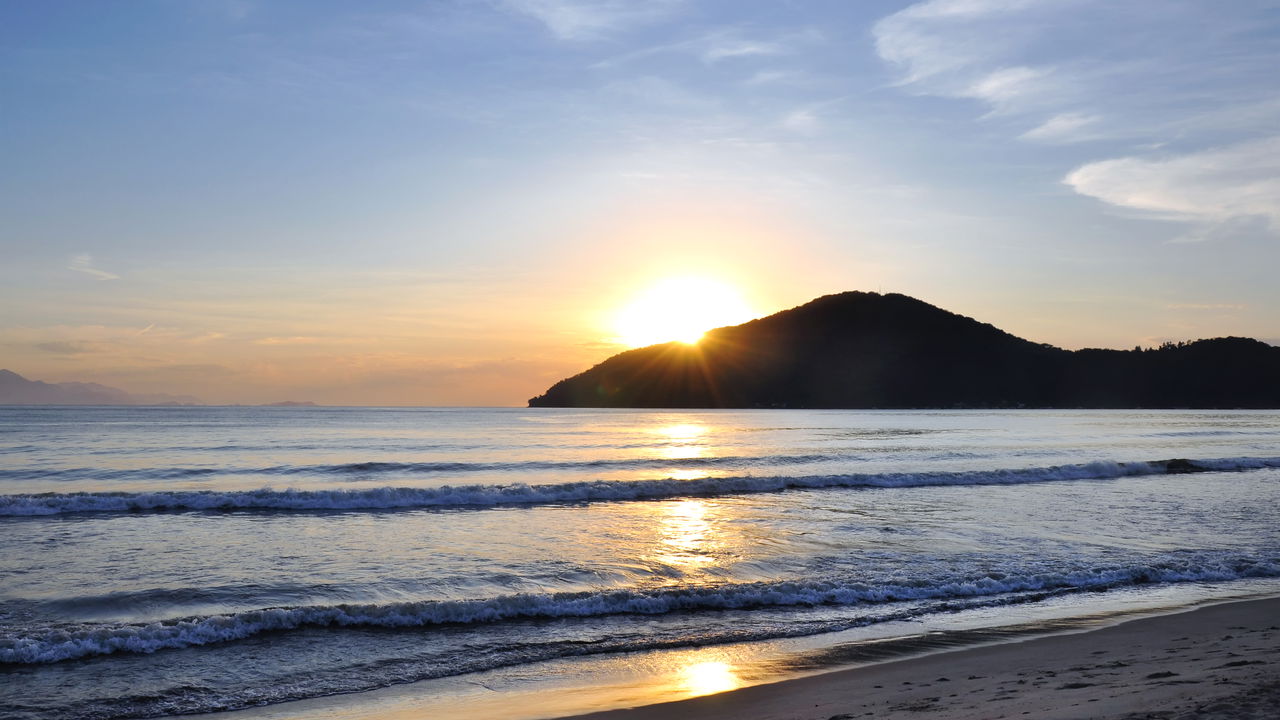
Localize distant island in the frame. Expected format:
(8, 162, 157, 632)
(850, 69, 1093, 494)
(0, 369, 203, 406)
(260, 401, 317, 407)
(529, 292, 1280, 409)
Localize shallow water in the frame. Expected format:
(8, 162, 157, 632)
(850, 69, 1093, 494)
(1, 407, 1278, 719)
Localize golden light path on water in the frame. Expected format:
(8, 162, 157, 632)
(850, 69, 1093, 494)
(658, 423, 709, 461)
(656, 499, 717, 568)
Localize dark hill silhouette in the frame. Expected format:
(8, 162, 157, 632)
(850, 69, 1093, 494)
(528, 292, 1280, 409)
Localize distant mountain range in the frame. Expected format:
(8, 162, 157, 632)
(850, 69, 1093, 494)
(0, 369, 203, 406)
(529, 291, 1280, 409)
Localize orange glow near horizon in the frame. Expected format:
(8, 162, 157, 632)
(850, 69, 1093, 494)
(613, 277, 756, 347)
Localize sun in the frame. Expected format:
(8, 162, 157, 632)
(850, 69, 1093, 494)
(613, 277, 755, 347)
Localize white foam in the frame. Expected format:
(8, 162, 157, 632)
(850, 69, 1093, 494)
(4, 555, 1275, 664)
(2, 456, 1277, 516)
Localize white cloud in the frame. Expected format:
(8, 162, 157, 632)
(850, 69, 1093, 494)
(67, 254, 120, 280)
(875, 0, 1280, 237)
(1064, 136, 1280, 229)
(1020, 112, 1100, 142)
(873, 0, 1046, 86)
(966, 66, 1049, 110)
(501, 0, 681, 40)
(782, 108, 818, 133)
(702, 39, 784, 63)
(593, 27, 817, 71)
(743, 70, 795, 86)
(872, 0, 1278, 134)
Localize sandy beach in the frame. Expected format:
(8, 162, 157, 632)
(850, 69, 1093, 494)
(565, 597, 1280, 720)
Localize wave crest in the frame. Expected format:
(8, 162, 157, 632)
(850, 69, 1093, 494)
(4, 554, 1276, 664)
(2, 456, 1277, 517)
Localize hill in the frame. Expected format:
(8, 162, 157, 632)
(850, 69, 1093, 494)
(0, 369, 202, 406)
(528, 292, 1280, 409)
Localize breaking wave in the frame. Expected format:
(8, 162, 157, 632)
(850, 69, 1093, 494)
(4, 554, 1276, 664)
(0, 453, 845, 482)
(2, 456, 1277, 517)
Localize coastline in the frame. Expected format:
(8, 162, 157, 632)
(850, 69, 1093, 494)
(562, 596, 1280, 720)
(201, 592, 1280, 720)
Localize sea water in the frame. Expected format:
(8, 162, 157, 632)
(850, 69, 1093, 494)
(1, 407, 1278, 719)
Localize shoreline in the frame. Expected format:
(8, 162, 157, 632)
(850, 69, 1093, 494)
(560, 595, 1280, 720)
(201, 591, 1280, 720)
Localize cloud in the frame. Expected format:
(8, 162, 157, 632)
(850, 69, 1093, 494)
(253, 336, 327, 345)
(874, 1, 1280, 237)
(781, 108, 819, 133)
(966, 66, 1048, 110)
(67, 254, 120, 280)
(744, 70, 796, 86)
(591, 27, 817, 72)
(1166, 303, 1246, 311)
(36, 341, 106, 355)
(702, 38, 785, 63)
(1020, 112, 1100, 143)
(1064, 136, 1280, 230)
(873, 1, 1279, 135)
(501, 0, 681, 40)
(873, 0, 1047, 87)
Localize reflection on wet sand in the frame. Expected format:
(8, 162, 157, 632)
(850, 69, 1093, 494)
(678, 660, 740, 696)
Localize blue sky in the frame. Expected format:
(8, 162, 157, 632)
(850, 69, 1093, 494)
(2, 0, 1278, 404)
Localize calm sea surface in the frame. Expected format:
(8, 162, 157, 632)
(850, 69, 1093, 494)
(2, 407, 1279, 719)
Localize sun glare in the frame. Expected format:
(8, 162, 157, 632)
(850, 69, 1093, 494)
(614, 277, 755, 348)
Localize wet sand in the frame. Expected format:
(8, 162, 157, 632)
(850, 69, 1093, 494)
(563, 597, 1280, 720)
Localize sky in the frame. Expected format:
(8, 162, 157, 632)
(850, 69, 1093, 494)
(2, 0, 1278, 406)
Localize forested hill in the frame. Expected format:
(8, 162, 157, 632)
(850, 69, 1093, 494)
(528, 292, 1280, 409)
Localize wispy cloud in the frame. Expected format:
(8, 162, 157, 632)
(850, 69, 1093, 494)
(253, 336, 325, 345)
(702, 38, 786, 63)
(67, 254, 120, 280)
(501, 0, 683, 40)
(35, 340, 110, 355)
(873, 0, 1047, 87)
(873, 1, 1279, 132)
(1166, 303, 1246, 311)
(1020, 112, 1100, 143)
(743, 70, 797, 86)
(782, 107, 819, 133)
(966, 66, 1049, 111)
(1064, 136, 1280, 230)
(874, 0, 1280, 236)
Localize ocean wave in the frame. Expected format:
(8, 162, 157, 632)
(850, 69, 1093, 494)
(2, 456, 1277, 516)
(0, 453, 843, 482)
(4, 555, 1276, 664)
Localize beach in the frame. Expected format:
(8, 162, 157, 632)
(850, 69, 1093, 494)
(568, 596, 1280, 720)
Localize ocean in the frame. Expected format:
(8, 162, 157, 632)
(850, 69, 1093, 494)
(2, 407, 1279, 720)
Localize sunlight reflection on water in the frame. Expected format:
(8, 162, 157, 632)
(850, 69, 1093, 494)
(656, 498, 716, 568)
